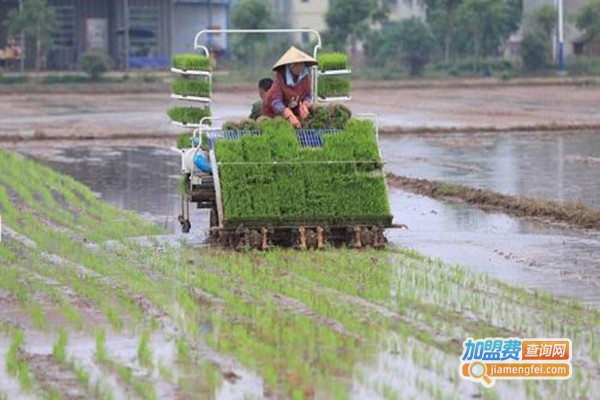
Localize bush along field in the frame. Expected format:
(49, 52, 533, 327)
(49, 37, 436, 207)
(215, 117, 390, 224)
(0, 149, 599, 399)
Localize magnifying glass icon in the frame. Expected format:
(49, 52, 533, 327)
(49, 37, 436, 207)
(469, 361, 492, 385)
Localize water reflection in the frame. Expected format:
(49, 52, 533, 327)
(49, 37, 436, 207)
(381, 131, 600, 208)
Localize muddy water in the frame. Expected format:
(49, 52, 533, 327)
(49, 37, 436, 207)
(381, 130, 600, 208)
(15, 142, 600, 306)
(388, 189, 600, 305)
(19, 145, 211, 243)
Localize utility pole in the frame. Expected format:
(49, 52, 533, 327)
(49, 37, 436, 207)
(557, 0, 565, 74)
(124, 0, 130, 70)
(207, 0, 213, 51)
(19, 0, 24, 72)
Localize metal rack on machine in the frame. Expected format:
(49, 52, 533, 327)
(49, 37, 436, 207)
(316, 66, 351, 103)
(169, 63, 212, 128)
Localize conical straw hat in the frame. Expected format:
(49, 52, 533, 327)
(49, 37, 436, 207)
(272, 46, 318, 70)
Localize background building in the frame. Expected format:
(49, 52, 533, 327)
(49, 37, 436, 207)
(268, 0, 425, 45)
(386, 0, 425, 21)
(0, 0, 232, 70)
(523, 0, 592, 57)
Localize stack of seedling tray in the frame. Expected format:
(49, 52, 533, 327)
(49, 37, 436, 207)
(317, 53, 351, 102)
(214, 118, 391, 227)
(168, 54, 212, 127)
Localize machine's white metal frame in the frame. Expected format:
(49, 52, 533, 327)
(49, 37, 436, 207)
(192, 28, 350, 107)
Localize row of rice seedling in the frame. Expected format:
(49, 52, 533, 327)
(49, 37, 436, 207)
(172, 54, 211, 72)
(3, 150, 599, 398)
(51, 330, 112, 399)
(95, 330, 158, 400)
(317, 76, 351, 98)
(0, 150, 158, 242)
(216, 118, 390, 223)
(6, 330, 34, 392)
(317, 52, 349, 71)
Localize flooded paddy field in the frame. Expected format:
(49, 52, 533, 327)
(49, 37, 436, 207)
(1, 148, 600, 400)
(10, 138, 600, 305)
(381, 130, 600, 208)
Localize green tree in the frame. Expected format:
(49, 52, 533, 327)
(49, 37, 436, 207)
(422, 0, 462, 61)
(521, 33, 549, 71)
(230, 0, 280, 65)
(368, 19, 435, 77)
(325, 0, 388, 54)
(575, 0, 600, 41)
(4, 0, 59, 72)
(528, 4, 557, 41)
(520, 5, 556, 73)
(455, 0, 522, 58)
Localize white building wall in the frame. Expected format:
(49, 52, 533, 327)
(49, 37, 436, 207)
(172, 4, 228, 54)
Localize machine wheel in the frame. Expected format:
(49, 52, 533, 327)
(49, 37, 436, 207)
(181, 219, 191, 233)
(209, 207, 218, 229)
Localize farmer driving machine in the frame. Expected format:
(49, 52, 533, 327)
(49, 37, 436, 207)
(171, 29, 395, 250)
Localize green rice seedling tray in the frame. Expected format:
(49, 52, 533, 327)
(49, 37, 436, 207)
(214, 118, 391, 226)
(172, 54, 212, 72)
(168, 107, 211, 125)
(318, 76, 351, 98)
(171, 80, 211, 98)
(317, 53, 349, 72)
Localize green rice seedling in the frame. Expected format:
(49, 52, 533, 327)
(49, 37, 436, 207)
(304, 105, 330, 129)
(175, 336, 189, 362)
(6, 330, 24, 375)
(317, 77, 351, 98)
(137, 330, 154, 369)
(95, 330, 108, 364)
(115, 363, 158, 400)
(28, 303, 46, 331)
(6, 330, 33, 391)
(171, 79, 211, 97)
(73, 364, 90, 388)
(93, 381, 114, 400)
(159, 364, 174, 382)
(52, 329, 68, 364)
(47, 390, 63, 400)
(215, 139, 244, 165)
(176, 133, 193, 149)
(105, 307, 123, 331)
(262, 118, 299, 161)
(179, 174, 190, 196)
(172, 54, 212, 71)
(317, 53, 349, 71)
(237, 119, 259, 131)
(327, 103, 352, 129)
(167, 107, 211, 125)
(212, 117, 389, 222)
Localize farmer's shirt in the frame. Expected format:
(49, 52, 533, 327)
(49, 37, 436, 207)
(262, 65, 313, 118)
(250, 100, 263, 120)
